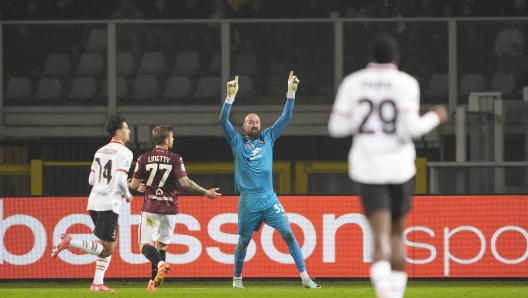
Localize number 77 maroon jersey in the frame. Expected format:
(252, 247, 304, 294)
(133, 148, 188, 215)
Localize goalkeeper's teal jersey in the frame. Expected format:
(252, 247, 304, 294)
(219, 98, 294, 194)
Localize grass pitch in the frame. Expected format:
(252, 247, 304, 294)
(0, 280, 526, 298)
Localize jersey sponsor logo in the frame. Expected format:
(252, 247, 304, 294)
(250, 147, 262, 161)
(91, 190, 108, 196)
(149, 188, 174, 201)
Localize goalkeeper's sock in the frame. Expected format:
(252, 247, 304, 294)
(391, 270, 407, 298)
(370, 261, 392, 298)
(233, 246, 247, 277)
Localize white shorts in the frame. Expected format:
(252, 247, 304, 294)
(138, 211, 177, 245)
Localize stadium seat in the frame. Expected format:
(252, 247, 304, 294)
(68, 77, 97, 101)
(100, 76, 129, 100)
(4, 77, 32, 102)
(32, 77, 62, 102)
(209, 52, 220, 75)
(76, 53, 104, 76)
(42, 53, 71, 76)
(85, 29, 107, 52)
(234, 52, 257, 75)
(131, 75, 159, 101)
(458, 74, 486, 97)
(137, 52, 165, 76)
(236, 75, 254, 98)
(424, 73, 448, 98)
(490, 72, 516, 97)
(172, 51, 200, 75)
(193, 76, 220, 100)
(163, 76, 192, 101)
(117, 52, 137, 76)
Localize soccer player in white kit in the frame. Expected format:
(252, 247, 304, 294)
(328, 34, 448, 298)
(51, 116, 134, 292)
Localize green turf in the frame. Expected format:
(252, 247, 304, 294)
(0, 280, 526, 298)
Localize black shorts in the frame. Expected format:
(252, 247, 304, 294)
(357, 176, 416, 218)
(89, 210, 119, 242)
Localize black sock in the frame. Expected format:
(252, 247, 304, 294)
(151, 250, 167, 280)
(142, 245, 162, 267)
(151, 261, 157, 280)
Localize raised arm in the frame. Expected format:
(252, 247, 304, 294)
(219, 76, 239, 143)
(269, 71, 299, 138)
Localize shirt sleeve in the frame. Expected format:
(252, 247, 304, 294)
(219, 102, 239, 145)
(132, 155, 145, 180)
(173, 155, 188, 180)
(118, 150, 133, 174)
(269, 97, 294, 140)
(397, 77, 440, 138)
(116, 171, 131, 198)
(328, 79, 357, 137)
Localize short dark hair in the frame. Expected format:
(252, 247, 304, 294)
(152, 125, 173, 145)
(106, 116, 126, 137)
(370, 34, 400, 64)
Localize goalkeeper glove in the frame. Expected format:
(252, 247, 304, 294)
(287, 71, 299, 98)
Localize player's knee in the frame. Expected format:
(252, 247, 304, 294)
(237, 235, 252, 250)
(280, 232, 296, 245)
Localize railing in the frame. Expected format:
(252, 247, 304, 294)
(0, 160, 291, 196)
(428, 161, 528, 194)
(1, 17, 528, 138)
(4, 159, 528, 195)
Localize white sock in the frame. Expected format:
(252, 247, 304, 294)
(370, 261, 391, 298)
(69, 239, 104, 255)
(233, 277, 242, 280)
(391, 270, 408, 298)
(93, 256, 111, 285)
(300, 271, 309, 279)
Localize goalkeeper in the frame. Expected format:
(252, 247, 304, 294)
(219, 72, 320, 289)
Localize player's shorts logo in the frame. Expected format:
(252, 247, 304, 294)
(283, 214, 289, 221)
(111, 229, 117, 240)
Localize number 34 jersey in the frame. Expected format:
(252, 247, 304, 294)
(132, 148, 187, 215)
(87, 140, 133, 214)
(330, 63, 425, 185)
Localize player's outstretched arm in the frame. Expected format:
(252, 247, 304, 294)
(178, 176, 221, 200)
(400, 105, 448, 138)
(269, 71, 298, 138)
(219, 76, 239, 142)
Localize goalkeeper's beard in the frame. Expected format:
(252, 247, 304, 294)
(247, 129, 260, 140)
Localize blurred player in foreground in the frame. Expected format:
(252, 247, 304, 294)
(219, 72, 320, 289)
(328, 34, 448, 298)
(129, 125, 221, 291)
(51, 116, 134, 292)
